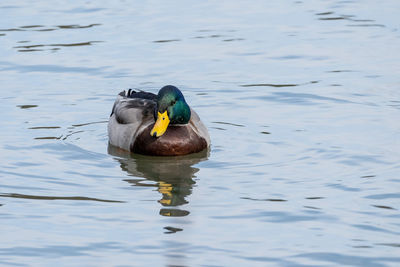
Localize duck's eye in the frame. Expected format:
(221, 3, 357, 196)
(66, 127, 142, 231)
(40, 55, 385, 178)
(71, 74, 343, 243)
(162, 117, 165, 120)
(171, 100, 176, 105)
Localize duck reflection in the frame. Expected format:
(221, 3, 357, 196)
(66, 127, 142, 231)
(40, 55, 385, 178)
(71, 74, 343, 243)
(108, 144, 209, 217)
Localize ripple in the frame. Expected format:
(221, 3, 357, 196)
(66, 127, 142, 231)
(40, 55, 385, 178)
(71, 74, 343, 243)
(319, 16, 348, 21)
(372, 205, 396, 210)
(327, 70, 354, 73)
(70, 120, 108, 128)
(63, 7, 105, 13)
(16, 104, 38, 109)
(15, 44, 45, 50)
(241, 197, 287, 202)
(14, 41, 102, 52)
(34, 136, 61, 140)
(241, 83, 298, 87)
(193, 34, 229, 39)
(29, 126, 61, 130)
(211, 127, 226, 131)
(388, 100, 400, 109)
(361, 175, 376, 179)
(241, 81, 319, 87)
(4, 143, 108, 162)
(339, 154, 389, 165)
(0, 62, 107, 74)
(316, 12, 334, 16)
(316, 11, 353, 21)
(0, 28, 24, 32)
(352, 245, 372, 249)
(17, 49, 44, 52)
(269, 55, 328, 61)
(0, 184, 48, 191)
(1, 23, 101, 33)
(304, 206, 321, 210)
(0, 242, 121, 257)
(34, 28, 56, 32)
(305, 197, 325, 200)
(153, 39, 180, 43)
(1, 1, 400, 265)
(0, 169, 62, 181)
(209, 34, 224, 38)
(365, 193, 400, 200)
(235, 255, 283, 263)
(295, 252, 400, 266)
(164, 226, 183, 234)
(222, 38, 244, 42)
(212, 121, 245, 127)
(376, 243, 400, 248)
(20, 25, 44, 29)
(0, 193, 124, 203)
(213, 210, 335, 223)
(315, 10, 386, 29)
(48, 41, 102, 47)
(60, 130, 84, 140)
(56, 24, 101, 29)
(347, 24, 385, 28)
(327, 183, 360, 192)
(352, 224, 399, 235)
(256, 92, 352, 105)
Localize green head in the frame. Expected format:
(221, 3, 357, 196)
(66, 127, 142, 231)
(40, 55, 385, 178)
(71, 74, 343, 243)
(150, 85, 191, 137)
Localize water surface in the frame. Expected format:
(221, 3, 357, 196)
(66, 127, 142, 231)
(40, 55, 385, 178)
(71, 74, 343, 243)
(1, 0, 400, 266)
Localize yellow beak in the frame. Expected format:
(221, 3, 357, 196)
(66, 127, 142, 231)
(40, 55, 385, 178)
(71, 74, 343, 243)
(150, 111, 170, 137)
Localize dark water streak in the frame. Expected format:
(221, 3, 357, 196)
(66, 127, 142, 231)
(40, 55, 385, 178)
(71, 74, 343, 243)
(0, 193, 124, 203)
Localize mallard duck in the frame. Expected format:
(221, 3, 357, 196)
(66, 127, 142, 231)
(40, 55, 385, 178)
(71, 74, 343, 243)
(108, 85, 210, 156)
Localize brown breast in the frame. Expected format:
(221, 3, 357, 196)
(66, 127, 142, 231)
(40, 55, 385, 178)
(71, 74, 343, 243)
(131, 124, 207, 156)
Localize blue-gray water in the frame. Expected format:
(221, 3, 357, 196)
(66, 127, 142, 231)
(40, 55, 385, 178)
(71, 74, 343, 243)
(1, 0, 400, 266)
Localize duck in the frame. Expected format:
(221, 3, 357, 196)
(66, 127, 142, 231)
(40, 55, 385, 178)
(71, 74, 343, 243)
(108, 85, 210, 156)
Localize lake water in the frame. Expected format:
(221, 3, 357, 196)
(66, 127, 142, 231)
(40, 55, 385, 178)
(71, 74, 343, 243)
(1, 0, 400, 266)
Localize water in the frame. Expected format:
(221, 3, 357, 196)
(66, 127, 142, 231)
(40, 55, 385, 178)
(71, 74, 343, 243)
(1, 0, 400, 266)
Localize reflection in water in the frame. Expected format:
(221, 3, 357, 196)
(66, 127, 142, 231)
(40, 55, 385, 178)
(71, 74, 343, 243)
(164, 226, 183, 234)
(108, 144, 209, 217)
